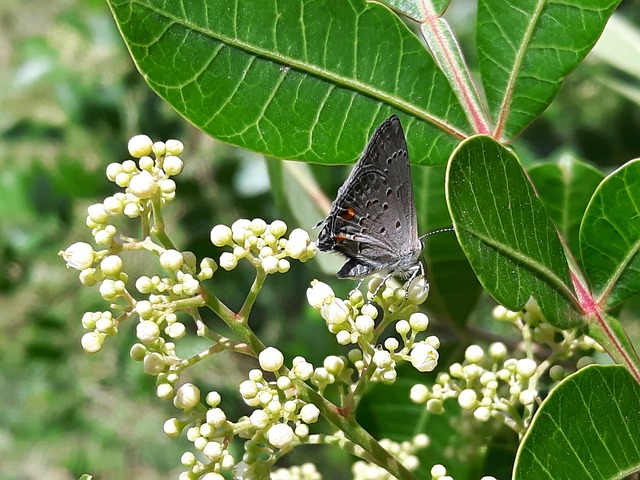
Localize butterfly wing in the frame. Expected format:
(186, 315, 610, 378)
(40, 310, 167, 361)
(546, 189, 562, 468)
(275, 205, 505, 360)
(317, 115, 422, 278)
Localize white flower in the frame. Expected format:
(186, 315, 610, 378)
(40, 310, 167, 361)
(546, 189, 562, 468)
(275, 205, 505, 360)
(410, 342, 439, 372)
(259, 347, 284, 372)
(267, 423, 295, 449)
(60, 242, 95, 270)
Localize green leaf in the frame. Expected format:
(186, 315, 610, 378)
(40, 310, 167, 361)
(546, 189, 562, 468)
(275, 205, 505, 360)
(528, 155, 605, 257)
(414, 165, 481, 325)
(446, 135, 579, 328)
(514, 365, 640, 480)
(580, 159, 640, 308)
(106, 0, 468, 165)
(477, 0, 620, 140)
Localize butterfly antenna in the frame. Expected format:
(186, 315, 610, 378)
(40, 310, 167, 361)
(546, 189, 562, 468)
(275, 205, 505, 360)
(419, 227, 455, 240)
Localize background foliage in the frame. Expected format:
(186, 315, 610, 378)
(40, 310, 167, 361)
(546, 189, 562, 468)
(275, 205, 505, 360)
(1, 0, 640, 479)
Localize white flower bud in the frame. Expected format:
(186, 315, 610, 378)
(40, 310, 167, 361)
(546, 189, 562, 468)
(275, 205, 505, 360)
(164, 155, 184, 176)
(306, 281, 335, 308)
(372, 350, 393, 369)
(249, 409, 270, 429)
(426, 398, 444, 414)
(164, 417, 183, 438)
(406, 276, 429, 304)
(128, 134, 153, 157)
(267, 423, 295, 449)
(409, 312, 429, 331)
(106, 162, 122, 181)
(219, 252, 237, 271)
(137, 320, 160, 343)
(210, 225, 233, 247)
(160, 249, 184, 271)
(269, 220, 287, 238)
(489, 342, 507, 359)
(174, 383, 201, 410)
(206, 391, 222, 407)
(458, 389, 478, 410)
(81, 331, 105, 353)
(166, 322, 186, 339)
(165, 139, 184, 155)
(138, 155, 154, 171)
(384, 337, 399, 351)
(474, 406, 491, 422)
(355, 315, 374, 334)
(60, 242, 95, 270)
(291, 358, 314, 380)
(395, 320, 410, 335)
(323, 356, 344, 375)
(87, 203, 108, 224)
(261, 256, 279, 274)
(431, 464, 447, 478)
(465, 345, 484, 363)
(159, 178, 176, 194)
(519, 389, 537, 406)
(129, 171, 157, 199)
(205, 407, 227, 427)
(143, 352, 166, 375)
(410, 384, 429, 403)
(239, 380, 259, 400)
(277, 259, 290, 273)
(130, 343, 146, 361)
(336, 331, 352, 345)
(100, 255, 122, 277)
(250, 218, 267, 235)
(259, 347, 284, 372)
(410, 342, 439, 372)
(320, 298, 349, 325)
(299, 403, 320, 424)
(517, 358, 537, 377)
(123, 202, 140, 218)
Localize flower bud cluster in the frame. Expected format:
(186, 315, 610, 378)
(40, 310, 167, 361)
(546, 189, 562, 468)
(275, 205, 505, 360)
(210, 219, 315, 274)
(352, 434, 429, 479)
(306, 280, 440, 384)
(237, 354, 321, 453)
(410, 343, 541, 431)
(171, 390, 237, 479)
(271, 462, 321, 480)
(493, 300, 604, 375)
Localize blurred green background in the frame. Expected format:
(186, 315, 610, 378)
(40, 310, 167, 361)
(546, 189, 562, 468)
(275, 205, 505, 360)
(1, 0, 640, 479)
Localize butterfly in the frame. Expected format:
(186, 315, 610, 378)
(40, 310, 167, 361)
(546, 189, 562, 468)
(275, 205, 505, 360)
(316, 115, 424, 289)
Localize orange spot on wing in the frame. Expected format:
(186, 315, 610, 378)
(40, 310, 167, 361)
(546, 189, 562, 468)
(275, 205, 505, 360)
(335, 234, 346, 243)
(340, 207, 355, 220)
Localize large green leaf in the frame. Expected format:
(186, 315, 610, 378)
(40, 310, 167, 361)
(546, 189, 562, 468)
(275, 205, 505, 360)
(107, 0, 469, 165)
(414, 165, 481, 325)
(514, 365, 640, 480)
(580, 159, 640, 308)
(528, 155, 605, 257)
(446, 135, 579, 328)
(477, 0, 620, 140)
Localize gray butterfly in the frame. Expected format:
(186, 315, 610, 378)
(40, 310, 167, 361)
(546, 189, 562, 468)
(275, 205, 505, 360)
(316, 115, 424, 286)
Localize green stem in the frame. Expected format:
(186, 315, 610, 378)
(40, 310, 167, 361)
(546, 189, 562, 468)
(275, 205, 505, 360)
(239, 267, 267, 320)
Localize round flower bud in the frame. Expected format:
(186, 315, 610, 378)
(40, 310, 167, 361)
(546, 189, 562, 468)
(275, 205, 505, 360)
(123, 202, 140, 218)
(372, 350, 392, 369)
(87, 203, 108, 224)
(159, 178, 176, 194)
(249, 409, 270, 429)
(306, 281, 334, 308)
(409, 312, 429, 331)
(410, 384, 429, 403)
(395, 320, 410, 335)
(269, 220, 287, 238)
(516, 358, 537, 378)
(336, 330, 352, 345)
(166, 322, 186, 339)
(165, 139, 184, 156)
(210, 225, 232, 247)
(407, 277, 429, 304)
(206, 391, 222, 407)
(60, 242, 95, 270)
(174, 383, 201, 410)
(219, 252, 237, 271)
(277, 259, 290, 273)
(130, 343, 146, 361)
(410, 342, 439, 372)
(355, 315, 374, 335)
(458, 389, 478, 410)
(250, 218, 267, 235)
(261, 256, 279, 274)
(320, 298, 349, 325)
(206, 407, 227, 427)
(299, 403, 320, 424)
(164, 155, 184, 176)
(138, 155, 154, 172)
(137, 320, 160, 343)
(160, 249, 184, 271)
(465, 345, 484, 363)
(129, 171, 157, 199)
(259, 347, 284, 372)
(431, 464, 447, 478)
(384, 337, 399, 351)
(239, 380, 259, 400)
(519, 389, 537, 406)
(323, 356, 344, 375)
(164, 417, 183, 438)
(203, 441, 224, 461)
(143, 352, 166, 376)
(267, 423, 295, 449)
(488, 342, 507, 359)
(426, 398, 444, 414)
(100, 255, 123, 277)
(474, 406, 492, 422)
(81, 331, 105, 354)
(106, 162, 122, 182)
(79, 268, 98, 286)
(128, 134, 153, 157)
